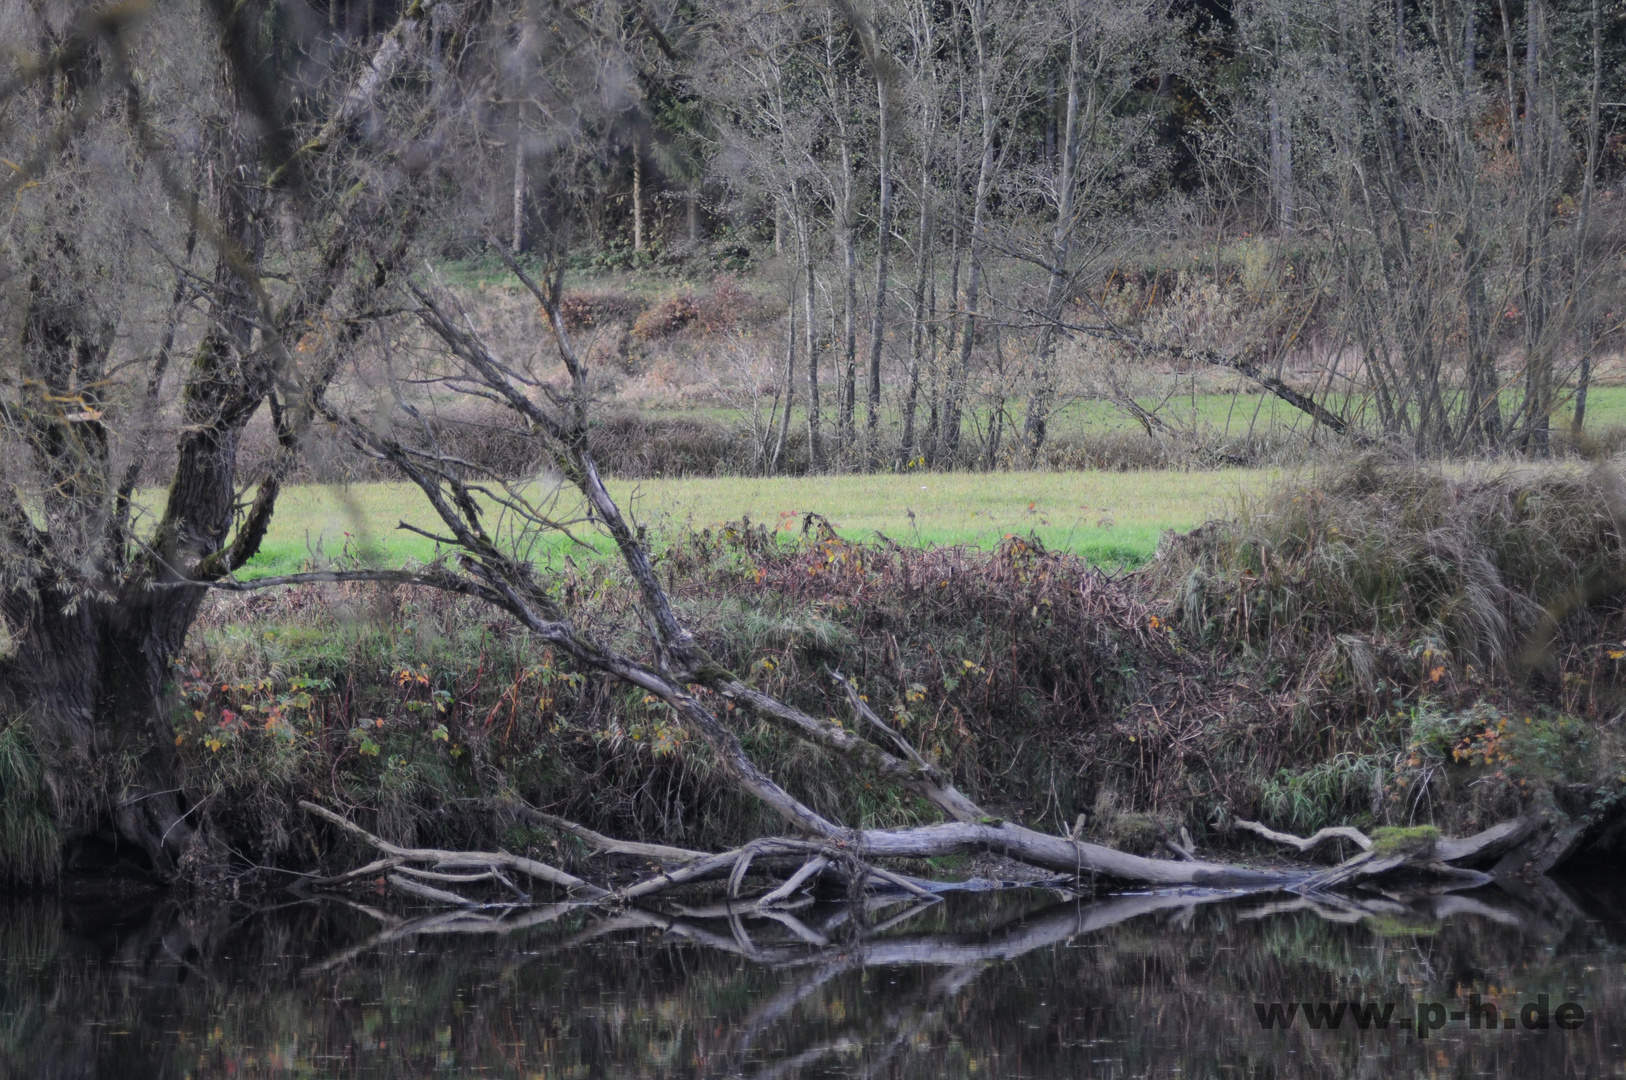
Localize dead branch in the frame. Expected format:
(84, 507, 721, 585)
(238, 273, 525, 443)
(388, 872, 481, 908)
(297, 856, 404, 889)
(1235, 819, 1374, 853)
(1435, 814, 1544, 863)
(299, 800, 607, 900)
(1233, 816, 1549, 895)
(1278, 816, 1546, 895)
(758, 856, 832, 906)
(503, 802, 707, 864)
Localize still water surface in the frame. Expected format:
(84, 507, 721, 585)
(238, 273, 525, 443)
(2, 878, 1624, 1078)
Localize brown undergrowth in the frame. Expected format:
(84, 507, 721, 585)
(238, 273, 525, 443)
(6, 459, 1626, 887)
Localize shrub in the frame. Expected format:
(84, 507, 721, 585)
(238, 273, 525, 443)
(631, 292, 699, 341)
(1159, 455, 1626, 678)
(560, 295, 596, 329)
(692, 275, 757, 333)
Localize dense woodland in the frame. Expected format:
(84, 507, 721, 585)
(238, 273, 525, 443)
(4, 0, 1626, 894)
(12, 0, 1626, 475)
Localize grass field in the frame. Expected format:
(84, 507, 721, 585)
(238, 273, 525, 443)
(238, 468, 1278, 579)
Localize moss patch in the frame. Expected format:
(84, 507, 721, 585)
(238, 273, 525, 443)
(1369, 825, 1440, 859)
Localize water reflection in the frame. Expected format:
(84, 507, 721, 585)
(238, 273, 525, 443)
(1, 877, 1622, 1078)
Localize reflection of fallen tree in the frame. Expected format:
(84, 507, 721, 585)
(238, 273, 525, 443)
(1236, 888, 1539, 930)
(307, 881, 1550, 979)
(302, 882, 1557, 1080)
(304, 888, 1250, 976)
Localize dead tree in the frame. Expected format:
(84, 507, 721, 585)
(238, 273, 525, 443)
(213, 242, 1546, 907)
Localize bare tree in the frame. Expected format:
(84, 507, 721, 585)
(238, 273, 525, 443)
(1016, 0, 1183, 458)
(705, 0, 838, 470)
(1199, 0, 1623, 453)
(0, 0, 606, 876)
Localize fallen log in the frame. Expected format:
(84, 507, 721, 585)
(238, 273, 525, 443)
(1238, 817, 1546, 895)
(299, 800, 1552, 910)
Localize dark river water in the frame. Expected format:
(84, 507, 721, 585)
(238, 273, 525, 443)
(2, 876, 1624, 1079)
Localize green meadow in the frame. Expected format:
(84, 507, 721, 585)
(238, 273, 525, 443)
(220, 385, 1626, 580)
(235, 468, 1278, 579)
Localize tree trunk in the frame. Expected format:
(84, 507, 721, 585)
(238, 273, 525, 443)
(1570, 0, 1603, 441)
(512, 135, 528, 254)
(1268, 89, 1294, 232)
(772, 268, 797, 472)
(1025, 11, 1081, 459)
(792, 186, 824, 471)
(902, 195, 932, 463)
(926, 214, 959, 463)
(942, 0, 996, 465)
(1521, 0, 1553, 455)
(11, 96, 270, 875)
(865, 65, 894, 468)
(631, 132, 643, 253)
(839, 134, 859, 450)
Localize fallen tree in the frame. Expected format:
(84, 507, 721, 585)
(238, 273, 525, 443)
(221, 247, 1553, 908)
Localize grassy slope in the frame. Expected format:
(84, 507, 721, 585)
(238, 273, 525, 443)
(238, 468, 1276, 578)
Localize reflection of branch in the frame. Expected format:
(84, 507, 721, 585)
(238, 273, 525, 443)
(309, 889, 1247, 979)
(302, 902, 585, 976)
(731, 958, 989, 1080)
(301, 881, 1563, 1080)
